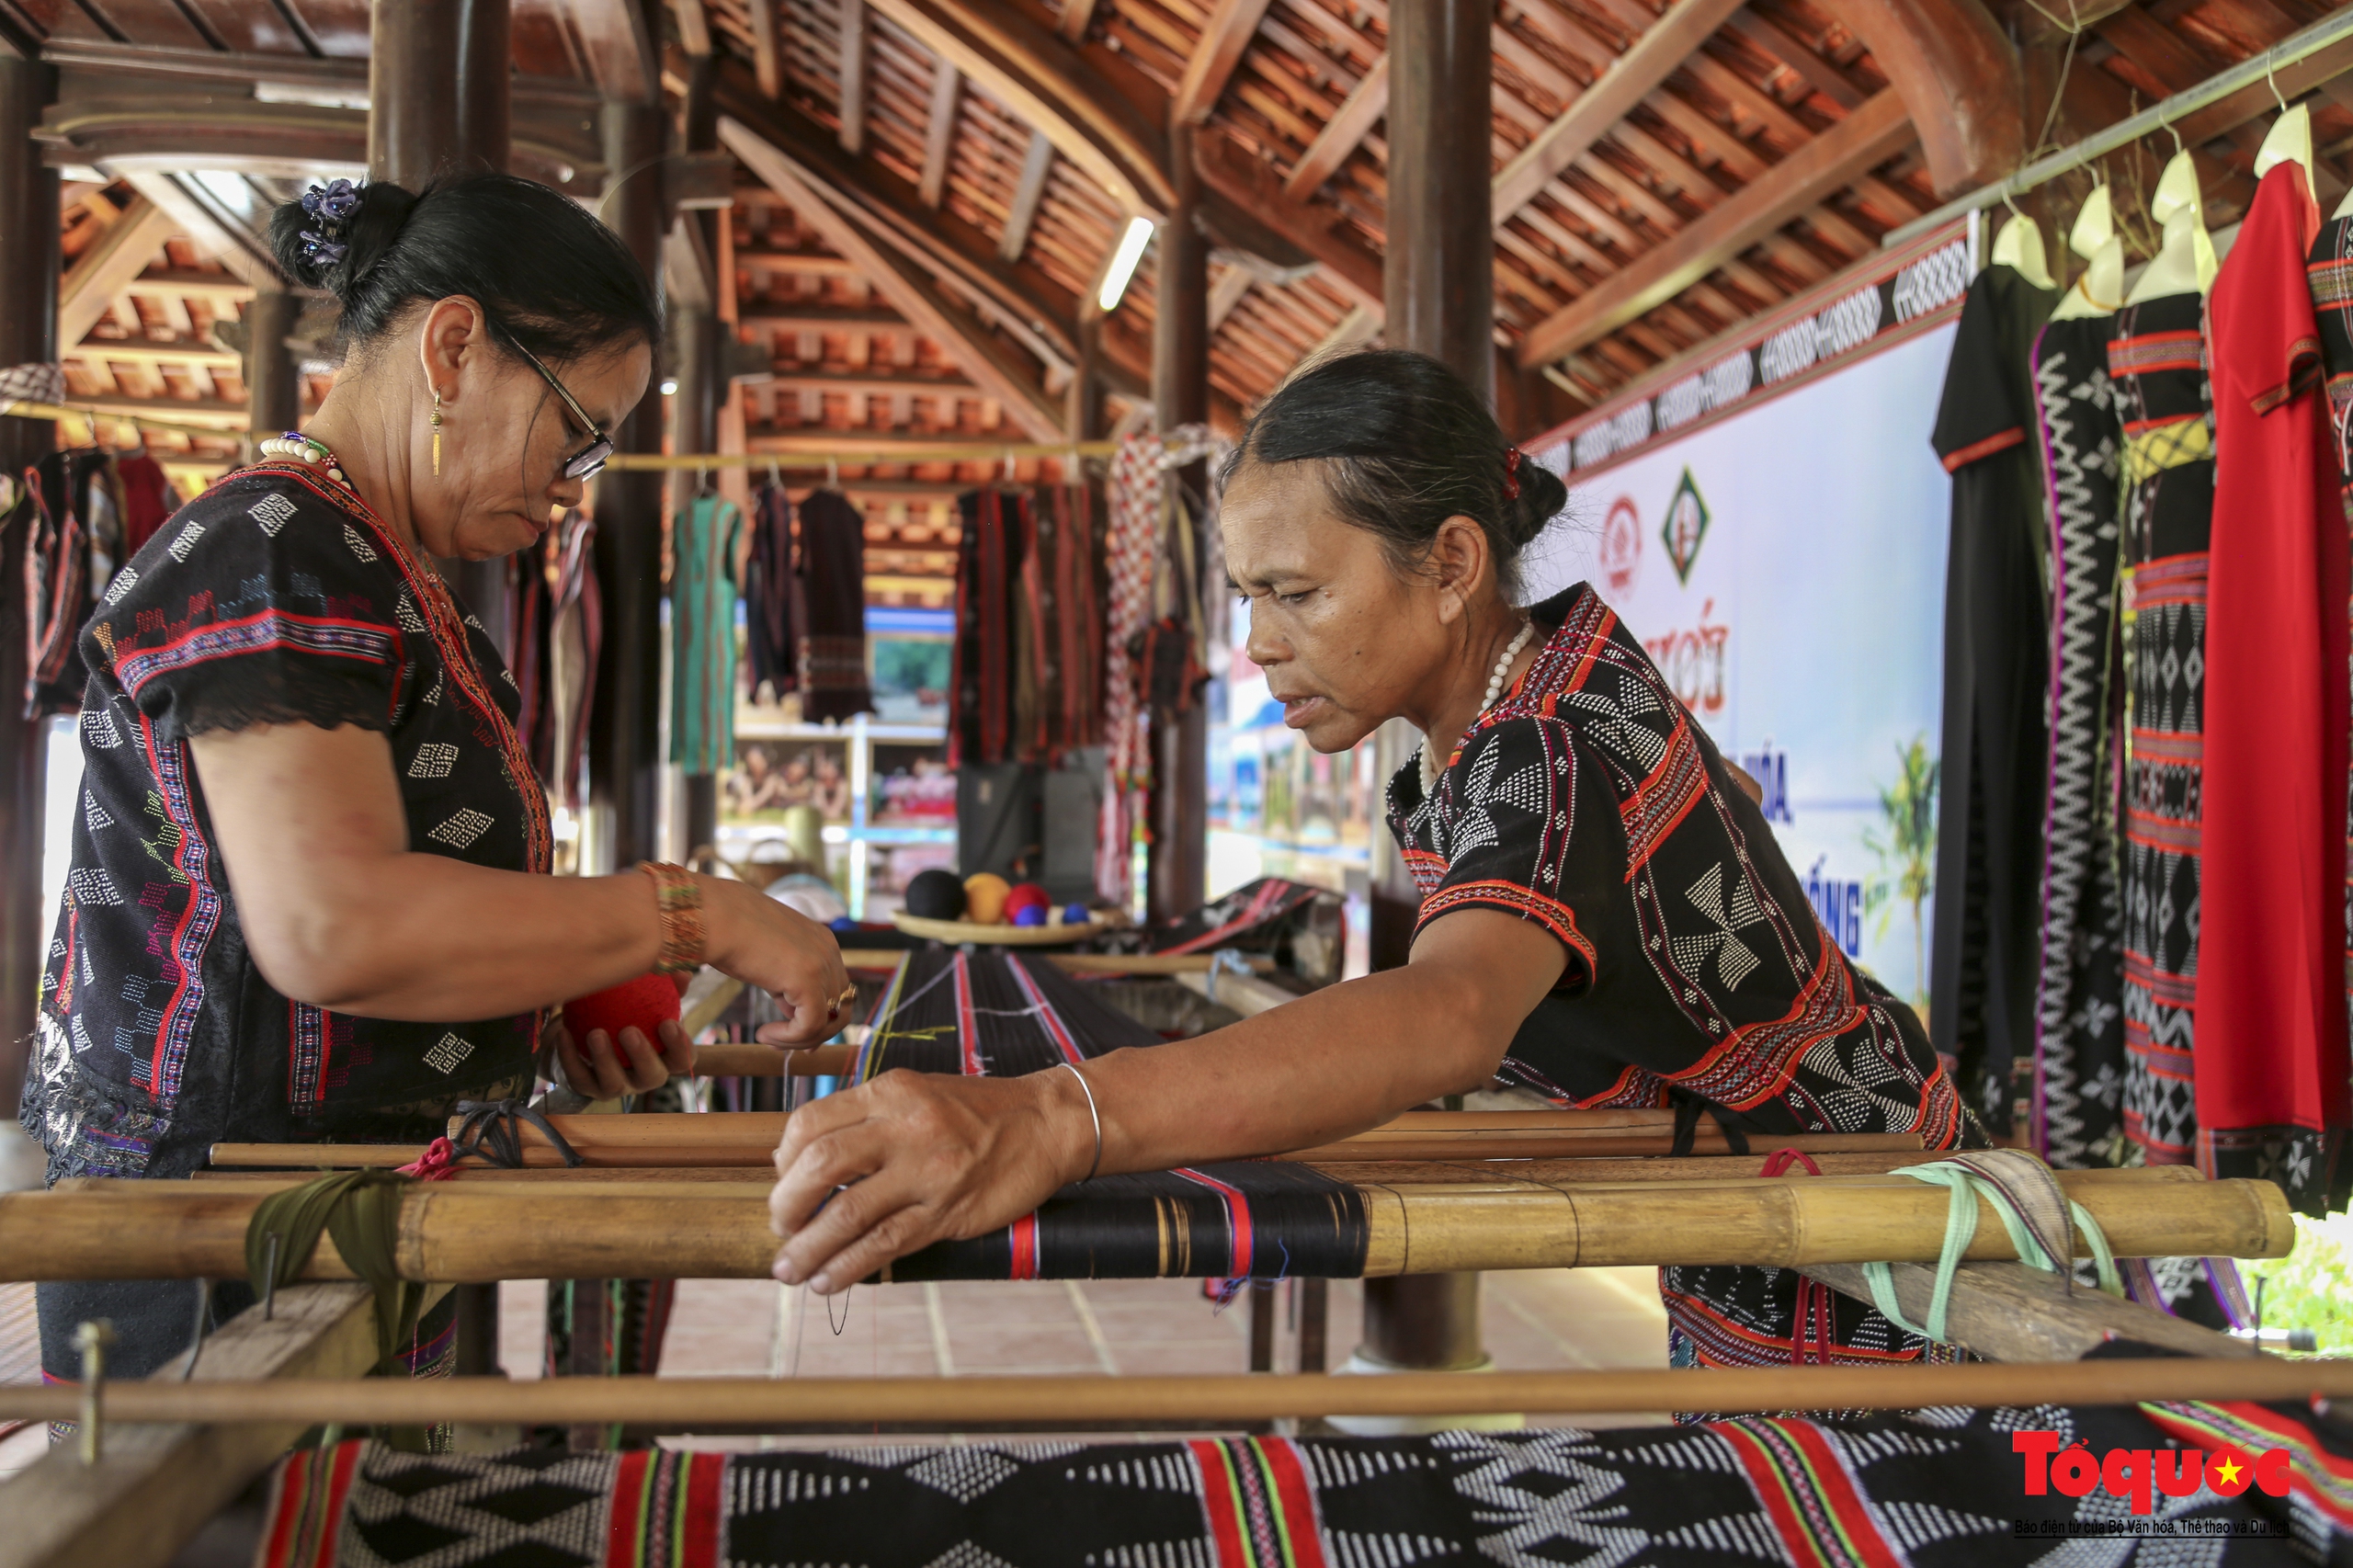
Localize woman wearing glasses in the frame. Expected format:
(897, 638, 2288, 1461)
(23, 174, 852, 1380)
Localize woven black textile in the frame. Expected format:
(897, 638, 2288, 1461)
(259, 1397, 2351, 1567)
(848, 948, 1370, 1280)
(849, 948, 1162, 1081)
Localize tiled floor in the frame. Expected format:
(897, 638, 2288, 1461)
(498, 1267, 1670, 1430)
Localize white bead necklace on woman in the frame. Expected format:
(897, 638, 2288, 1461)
(1421, 615, 1536, 798)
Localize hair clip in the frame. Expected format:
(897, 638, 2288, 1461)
(297, 178, 362, 269)
(1503, 446, 1525, 502)
(301, 177, 362, 224)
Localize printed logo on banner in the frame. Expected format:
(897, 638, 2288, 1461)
(2011, 1431, 2296, 1520)
(1599, 497, 1643, 596)
(1662, 468, 1710, 585)
(1643, 597, 1729, 719)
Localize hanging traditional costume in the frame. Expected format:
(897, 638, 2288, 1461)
(2312, 186, 2353, 1160)
(2200, 158, 2351, 1215)
(1390, 583, 1974, 1370)
(1927, 263, 2056, 1134)
(743, 482, 796, 704)
(2107, 293, 2215, 1170)
(667, 492, 742, 777)
(792, 488, 872, 722)
(2029, 300, 2131, 1171)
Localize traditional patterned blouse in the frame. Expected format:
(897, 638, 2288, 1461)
(20, 460, 549, 1181)
(1392, 583, 1964, 1143)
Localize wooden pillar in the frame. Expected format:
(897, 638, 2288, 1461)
(0, 53, 56, 1101)
(369, 0, 516, 652)
(676, 52, 723, 863)
(1147, 122, 1210, 925)
(1358, 0, 1493, 1384)
(1068, 311, 1104, 444)
(242, 285, 302, 440)
(589, 89, 668, 870)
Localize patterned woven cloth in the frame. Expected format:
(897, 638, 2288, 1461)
(251, 1398, 2351, 1566)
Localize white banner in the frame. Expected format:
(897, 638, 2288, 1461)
(1525, 322, 1956, 1006)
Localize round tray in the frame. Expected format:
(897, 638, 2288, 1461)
(890, 910, 1110, 946)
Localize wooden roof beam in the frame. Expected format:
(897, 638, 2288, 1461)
(61, 197, 179, 351)
(1174, 0, 1277, 123)
(1724, 7, 1863, 108)
(722, 114, 1069, 441)
(1810, 0, 2018, 193)
(1284, 53, 1388, 199)
(1000, 131, 1056, 260)
(860, 0, 1174, 218)
(561, 0, 660, 104)
(919, 63, 961, 206)
(1060, 0, 1100, 41)
(747, 0, 784, 96)
(674, 0, 713, 54)
(1193, 128, 1384, 315)
(1494, 0, 1749, 222)
(1518, 86, 1911, 364)
(840, 0, 870, 153)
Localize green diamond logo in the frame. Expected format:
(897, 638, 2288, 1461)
(1661, 468, 1710, 585)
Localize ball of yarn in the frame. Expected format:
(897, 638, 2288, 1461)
(1004, 881, 1051, 923)
(1012, 903, 1048, 926)
(563, 971, 681, 1045)
(963, 872, 1011, 926)
(1063, 903, 1091, 926)
(828, 915, 861, 933)
(904, 868, 967, 920)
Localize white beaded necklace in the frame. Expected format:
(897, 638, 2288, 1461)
(1421, 616, 1536, 798)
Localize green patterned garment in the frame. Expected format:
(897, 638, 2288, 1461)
(669, 492, 743, 776)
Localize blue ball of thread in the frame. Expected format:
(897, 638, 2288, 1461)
(1012, 904, 1048, 927)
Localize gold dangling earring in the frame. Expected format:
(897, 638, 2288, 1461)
(431, 387, 444, 477)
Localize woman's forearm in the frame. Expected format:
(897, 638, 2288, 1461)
(1069, 907, 1567, 1173)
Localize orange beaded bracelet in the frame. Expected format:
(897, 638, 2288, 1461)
(638, 860, 708, 975)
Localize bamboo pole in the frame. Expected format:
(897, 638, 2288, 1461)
(0, 1171, 2291, 1282)
(205, 1108, 1938, 1168)
(0, 1358, 2347, 1429)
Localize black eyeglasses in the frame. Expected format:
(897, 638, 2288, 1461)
(500, 333, 615, 483)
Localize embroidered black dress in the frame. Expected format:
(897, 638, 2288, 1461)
(2029, 310, 2131, 1172)
(21, 460, 550, 1187)
(1927, 263, 2056, 1137)
(1392, 585, 1974, 1369)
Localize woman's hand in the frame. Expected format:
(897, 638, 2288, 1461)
(547, 1016, 696, 1098)
(767, 1066, 1095, 1292)
(702, 878, 855, 1047)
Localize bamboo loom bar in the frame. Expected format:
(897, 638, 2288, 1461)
(204, 1108, 1938, 1168)
(188, 1148, 2018, 1185)
(2, 1358, 2347, 1429)
(831, 950, 1252, 975)
(0, 1170, 2291, 1281)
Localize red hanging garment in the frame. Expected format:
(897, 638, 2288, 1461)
(2199, 158, 2352, 1214)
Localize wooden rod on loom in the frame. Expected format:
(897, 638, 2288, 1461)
(190, 1148, 2052, 1185)
(203, 1109, 1936, 1168)
(0, 1171, 2291, 1282)
(833, 950, 1264, 976)
(4, 1358, 2350, 1429)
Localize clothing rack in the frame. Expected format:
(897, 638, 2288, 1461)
(1883, 3, 2353, 248)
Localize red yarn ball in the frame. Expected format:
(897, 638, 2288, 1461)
(563, 971, 682, 1043)
(1004, 881, 1051, 920)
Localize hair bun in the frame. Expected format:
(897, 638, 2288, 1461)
(267, 179, 421, 298)
(1504, 453, 1568, 549)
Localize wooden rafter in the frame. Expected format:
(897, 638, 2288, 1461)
(675, 0, 713, 55)
(60, 198, 179, 351)
(722, 113, 1069, 439)
(920, 62, 962, 206)
(1207, 261, 1254, 328)
(748, 0, 785, 95)
(839, 0, 870, 154)
(1283, 52, 1388, 199)
(1000, 131, 1056, 261)
(1810, 0, 2018, 194)
(1724, 8, 1863, 109)
(1494, 0, 1750, 222)
(1195, 129, 1383, 314)
(1518, 87, 1913, 365)
(1173, 0, 1276, 124)
(860, 0, 1174, 217)
(561, 0, 659, 104)
(1059, 0, 1099, 43)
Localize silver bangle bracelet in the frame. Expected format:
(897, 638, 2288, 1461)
(1059, 1061, 1103, 1182)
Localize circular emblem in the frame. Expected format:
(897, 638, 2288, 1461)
(1599, 495, 1642, 596)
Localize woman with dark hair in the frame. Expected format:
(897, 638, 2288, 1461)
(766, 347, 1974, 1372)
(23, 174, 851, 1378)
